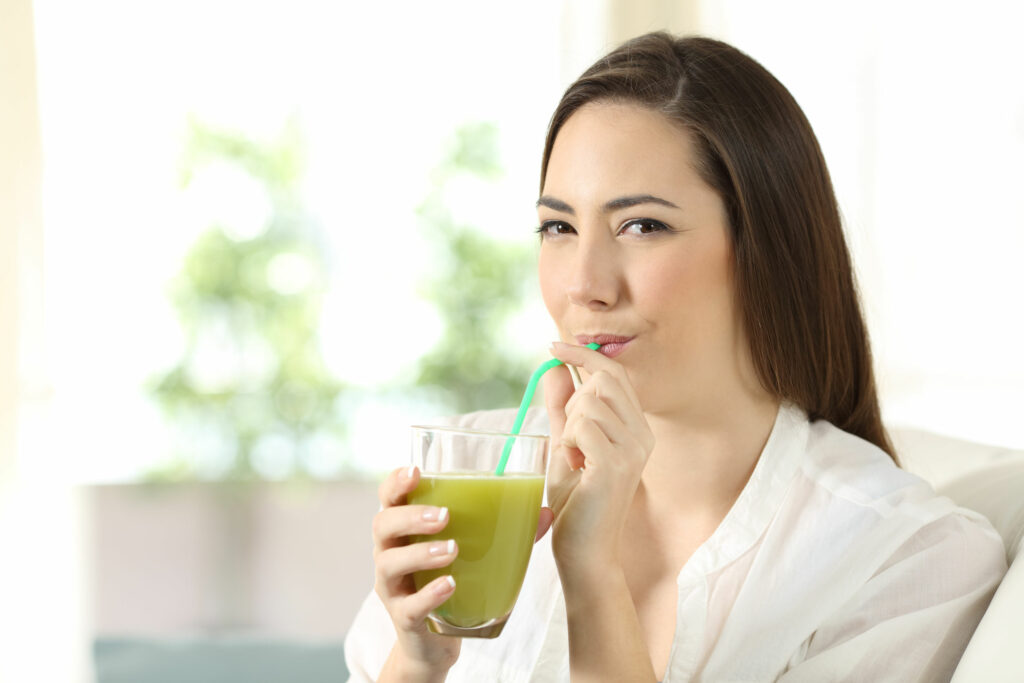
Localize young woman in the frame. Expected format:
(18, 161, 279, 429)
(345, 33, 1006, 682)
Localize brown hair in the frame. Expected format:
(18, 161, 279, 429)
(541, 32, 896, 461)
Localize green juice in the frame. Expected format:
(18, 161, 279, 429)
(410, 473, 545, 628)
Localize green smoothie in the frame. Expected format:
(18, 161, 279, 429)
(410, 472, 545, 628)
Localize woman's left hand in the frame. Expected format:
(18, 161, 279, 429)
(542, 342, 656, 579)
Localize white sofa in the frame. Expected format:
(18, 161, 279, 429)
(891, 427, 1024, 682)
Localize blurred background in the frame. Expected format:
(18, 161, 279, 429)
(2, 0, 1022, 680)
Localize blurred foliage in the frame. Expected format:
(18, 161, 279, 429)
(147, 119, 344, 481)
(413, 123, 537, 414)
(147, 119, 537, 480)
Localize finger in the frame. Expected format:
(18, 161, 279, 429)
(377, 540, 459, 595)
(565, 370, 647, 441)
(392, 575, 457, 632)
(546, 466, 582, 519)
(542, 362, 575, 446)
(550, 342, 643, 415)
(378, 465, 419, 508)
(569, 370, 656, 456)
(535, 507, 554, 542)
(563, 443, 586, 471)
(542, 363, 584, 482)
(562, 393, 636, 450)
(372, 504, 450, 551)
(548, 440, 585, 488)
(571, 416, 614, 465)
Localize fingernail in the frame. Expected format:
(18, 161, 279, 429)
(405, 465, 416, 480)
(429, 540, 456, 556)
(436, 576, 456, 595)
(422, 506, 448, 522)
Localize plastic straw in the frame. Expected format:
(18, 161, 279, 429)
(495, 343, 600, 476)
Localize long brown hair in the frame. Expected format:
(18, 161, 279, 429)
(541, 32, 896, 461)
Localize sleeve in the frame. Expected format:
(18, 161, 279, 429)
(779, 512, 1007, 683)
(344, 588, 397, 682)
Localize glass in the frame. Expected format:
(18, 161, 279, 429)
(408, 425, 548, 638)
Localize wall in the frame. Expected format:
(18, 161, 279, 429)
(89, 480, 380, 640)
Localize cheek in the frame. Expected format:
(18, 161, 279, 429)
(635, 242, 735, 329)
(632, 252, 698, 317)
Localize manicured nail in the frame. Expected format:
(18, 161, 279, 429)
(422, 507, 448, 523)
(436, 576, 456, 595)
(429, 540, 456, 556)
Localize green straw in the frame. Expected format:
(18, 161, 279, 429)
(495, 343, 600, 476)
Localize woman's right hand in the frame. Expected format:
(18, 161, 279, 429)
(373, 465, 462, 678)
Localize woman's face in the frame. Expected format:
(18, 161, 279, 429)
(538, 101, 749, 416)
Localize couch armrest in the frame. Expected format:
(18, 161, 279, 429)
(951, 559, 1024, 683)
(937, 456, 1024, 682)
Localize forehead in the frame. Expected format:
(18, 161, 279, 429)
(542, 101, 705, 201)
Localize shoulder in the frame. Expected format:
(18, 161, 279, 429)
(794, 417, 1001, 545)
(769, 418, 1007, 679)
(787, 416, 1006, 610)
(801, 418, 928, 507)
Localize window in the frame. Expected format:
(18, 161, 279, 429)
(33, 0, 566, 482)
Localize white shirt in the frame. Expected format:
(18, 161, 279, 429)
(344, 404, 1007, 682)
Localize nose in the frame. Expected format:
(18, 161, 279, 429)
(565, 231, 620, 310)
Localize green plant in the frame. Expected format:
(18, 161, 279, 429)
(148, 119, 538, 481)
(412, 122, 537, 414)
(148, 119, 344, 481)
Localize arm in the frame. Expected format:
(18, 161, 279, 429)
(364, 466, 462, 682)
(544, 342, 659, 682)
(778, 513, 1007, 682)
(561, 567, 658, 682)
(344, 588, 453, 683)
(378, 646, 456, 683)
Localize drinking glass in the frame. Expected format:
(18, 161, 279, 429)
(408, 425, 548, 638)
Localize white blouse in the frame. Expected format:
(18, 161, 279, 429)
(344, 404, 1007, 682)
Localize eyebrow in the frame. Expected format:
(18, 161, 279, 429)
(535, 194, 679, 215)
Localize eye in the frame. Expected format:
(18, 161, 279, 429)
(619, 218, 671, 236)
(535, 220, 576, 238)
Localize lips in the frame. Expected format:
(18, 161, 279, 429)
(573, 334, 636, 359)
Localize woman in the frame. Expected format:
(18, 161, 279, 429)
(346, 33, 1006, 681)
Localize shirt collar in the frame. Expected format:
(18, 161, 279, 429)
(677, 402, 809, 585)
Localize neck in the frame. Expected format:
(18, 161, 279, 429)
(639, 390, 781, 518)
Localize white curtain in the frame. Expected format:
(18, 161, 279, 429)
(0, 0, 90, 680)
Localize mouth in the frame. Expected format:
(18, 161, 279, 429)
(573, 334, 636, 359)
